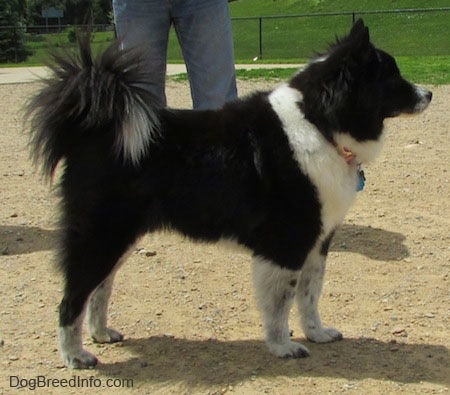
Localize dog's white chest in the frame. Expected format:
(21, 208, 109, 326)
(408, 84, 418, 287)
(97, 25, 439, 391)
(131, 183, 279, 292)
(269, 85, 358, 235)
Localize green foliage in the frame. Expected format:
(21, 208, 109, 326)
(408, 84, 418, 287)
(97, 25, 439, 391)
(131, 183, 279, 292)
(0, 0, 29, 63)
(66, 26, 76, 43)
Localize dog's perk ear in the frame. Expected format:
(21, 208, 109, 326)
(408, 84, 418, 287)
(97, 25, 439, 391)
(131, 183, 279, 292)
(348, 19, 370, 50)
(319, 20, 373, 112)
(350, 19, 366, 35)
(341, 19, 374, 73)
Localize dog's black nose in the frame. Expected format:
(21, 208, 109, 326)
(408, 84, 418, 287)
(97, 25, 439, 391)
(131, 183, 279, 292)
(426, 90, 433, 102)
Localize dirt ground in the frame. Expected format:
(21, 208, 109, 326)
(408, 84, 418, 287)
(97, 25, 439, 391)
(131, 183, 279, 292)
(0, 78, 449, 395)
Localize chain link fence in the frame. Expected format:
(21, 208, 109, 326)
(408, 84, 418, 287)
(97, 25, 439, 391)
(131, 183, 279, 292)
(231, 8, 450, 61)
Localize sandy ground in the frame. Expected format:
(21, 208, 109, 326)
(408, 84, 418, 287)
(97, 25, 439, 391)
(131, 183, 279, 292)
(0, 79, 449, 395)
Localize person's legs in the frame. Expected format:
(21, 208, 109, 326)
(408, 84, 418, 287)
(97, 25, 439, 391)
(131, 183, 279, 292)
(113, 0, 171, 107)
(173, 0, 237, 109)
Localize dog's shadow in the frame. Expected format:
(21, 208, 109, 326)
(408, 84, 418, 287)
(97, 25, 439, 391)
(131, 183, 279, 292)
(97, 336, 449, 387)
(0, 225, 56, 255)
(0, 224, 408, 261)
(332, 224, 409, 261)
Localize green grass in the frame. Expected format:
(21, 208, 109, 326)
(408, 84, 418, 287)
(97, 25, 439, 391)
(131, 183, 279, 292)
(229, 0, 450, 16)
(229, 1, 450, 60)
(169, 55, 450, 85)
(396, 56, 450, 85)
(234, 56, 450, 85)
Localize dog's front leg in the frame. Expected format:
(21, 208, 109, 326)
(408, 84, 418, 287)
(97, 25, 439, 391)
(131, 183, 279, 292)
(252, 257, 309, 358)
(297, 243, 343, 343)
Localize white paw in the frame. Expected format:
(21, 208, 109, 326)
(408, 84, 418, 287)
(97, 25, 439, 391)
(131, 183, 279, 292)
(62, 349, 98, 369)
(305, 327, 343, 343)
(268, 340, 310, 359)
(91, 328, 124, 344)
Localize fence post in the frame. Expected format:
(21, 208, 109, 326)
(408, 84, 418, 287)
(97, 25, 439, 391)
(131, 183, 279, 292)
(259, 16, 263, 59)
(14, 27, 18, 63)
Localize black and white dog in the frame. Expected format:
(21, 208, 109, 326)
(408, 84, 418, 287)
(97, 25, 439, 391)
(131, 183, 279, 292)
(28, 20, 431, 368)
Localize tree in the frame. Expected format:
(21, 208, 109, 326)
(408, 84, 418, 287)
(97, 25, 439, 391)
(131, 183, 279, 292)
(0, 0, 29, 63)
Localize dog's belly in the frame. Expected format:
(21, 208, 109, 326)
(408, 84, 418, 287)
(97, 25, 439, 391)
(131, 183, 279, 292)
(217, 237, 253, 254)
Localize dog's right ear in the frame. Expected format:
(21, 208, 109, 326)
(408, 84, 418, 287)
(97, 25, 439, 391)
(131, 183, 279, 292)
(348, 19, 370, 51)
(341, 19, 376, 74)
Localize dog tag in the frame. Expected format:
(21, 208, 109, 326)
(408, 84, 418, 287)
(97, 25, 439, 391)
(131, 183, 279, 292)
(357, 169, 365, 192)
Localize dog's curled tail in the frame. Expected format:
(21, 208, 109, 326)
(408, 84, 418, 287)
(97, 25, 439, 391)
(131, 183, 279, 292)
(27, 35, 160, 180)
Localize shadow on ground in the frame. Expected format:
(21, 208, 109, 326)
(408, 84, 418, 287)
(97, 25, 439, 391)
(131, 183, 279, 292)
(0, 225, 56, 255)
(97, 336, 449, 387)
(0, 224, 408, 261)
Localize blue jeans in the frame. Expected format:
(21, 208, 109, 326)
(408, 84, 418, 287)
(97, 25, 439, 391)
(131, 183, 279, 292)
(113, 0, 238, 109)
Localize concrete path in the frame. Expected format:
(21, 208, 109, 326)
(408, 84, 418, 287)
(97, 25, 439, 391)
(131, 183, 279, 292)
(0, 64, 301, 85)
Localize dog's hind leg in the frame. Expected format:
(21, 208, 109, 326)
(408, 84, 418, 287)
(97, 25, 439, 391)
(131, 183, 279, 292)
(297, 238, 343, 343)
(86, 246, 135, 344)
(58, 310, 94, 369)
(252, 257, 309, 358)
(86, 269, 123, 344)
(58, 224, 140, 369)
(58, 284, 104, 369)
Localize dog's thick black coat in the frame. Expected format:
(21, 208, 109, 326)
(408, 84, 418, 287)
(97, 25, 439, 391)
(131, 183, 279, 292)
(27, 20, 431, 368)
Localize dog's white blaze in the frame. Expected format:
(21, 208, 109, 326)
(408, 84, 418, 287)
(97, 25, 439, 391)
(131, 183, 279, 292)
(268, 85, 358, 237)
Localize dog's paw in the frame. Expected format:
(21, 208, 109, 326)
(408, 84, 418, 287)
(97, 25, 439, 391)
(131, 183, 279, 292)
(268, 340, 310, 359)
(62, 349, 98, 369)
(91, 328, 124, 344)
(305, 327, 343, 343)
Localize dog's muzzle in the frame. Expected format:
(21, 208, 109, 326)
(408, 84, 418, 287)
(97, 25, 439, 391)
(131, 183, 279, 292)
(413, 86, 432, 113)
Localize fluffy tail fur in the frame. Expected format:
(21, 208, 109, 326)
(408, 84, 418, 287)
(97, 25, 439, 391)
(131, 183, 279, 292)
(27, 35, 160, 180)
